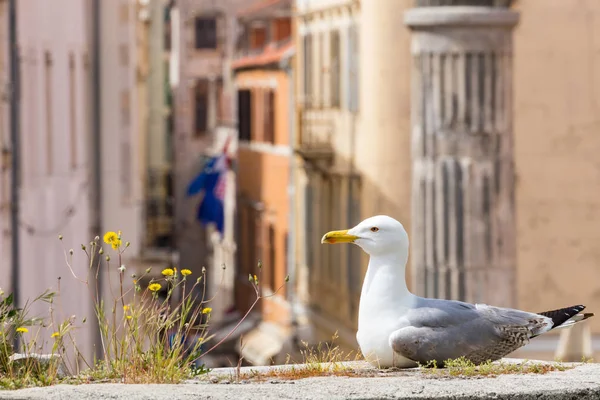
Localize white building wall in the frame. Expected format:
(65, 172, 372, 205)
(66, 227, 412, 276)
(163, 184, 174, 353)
(16, 0, 95, 361)
(0, 2, 11, 296)
(99, 0, 144, 260)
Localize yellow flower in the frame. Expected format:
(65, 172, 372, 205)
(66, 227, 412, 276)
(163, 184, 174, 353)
(51, 332, 60, 338)
(126, 315, 132, 320)
(16, 327, 28, 334)
(103, 231, 118, 244)
(148, 283, 162, 292)
(161, 268, 174, 277)
(181, 269, 192, 277)
(123, 305, 130, 312)
(111, 239, 122, 250)
(201, 307, 212, 314)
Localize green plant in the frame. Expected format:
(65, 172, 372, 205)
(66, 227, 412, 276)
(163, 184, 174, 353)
(236, 332, 362, 382)
(0, 288, 60, 389)
(52, 230, 288, 384)
(418, 356, 573, 378)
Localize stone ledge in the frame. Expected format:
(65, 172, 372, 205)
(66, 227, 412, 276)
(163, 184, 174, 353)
(0, 359, 599, 399)
(405, 6, 519, 28)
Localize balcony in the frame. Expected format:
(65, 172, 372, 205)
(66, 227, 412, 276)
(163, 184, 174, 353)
(295, 109, 334, 160)
(234, 36, 292, 60)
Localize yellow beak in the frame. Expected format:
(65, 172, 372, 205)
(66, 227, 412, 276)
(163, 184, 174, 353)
(321, 229, 359, 244)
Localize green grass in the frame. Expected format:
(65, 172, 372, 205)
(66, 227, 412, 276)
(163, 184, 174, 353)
(418, 356, 577, 378)
(207, 332, 365, 383)
(0, 231, 287, 388)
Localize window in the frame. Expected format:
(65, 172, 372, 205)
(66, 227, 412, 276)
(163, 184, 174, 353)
(194, 17, 217, 49)
(347, 176, 362, 315)
(267, 225, 276, 291)
(254, 214, 264, 280)
(319, 32, 325, 107)
(165, 169, 173, 217)
(23, 48, 39, 182)
(250, 25, 267, 49)
(284, 231, 289, 299)
(120, 89, 130, 126)
(303, 34, 312, 107)
(119, 43, 129, 66)
(347, 22, 359, 112)
(246, 208, 256, 275)
(166, 113, 174, 163)
(237, 206, 263, 312)
(305, 181, 314, 269)
(119, 2, 129, 24)
(120, 89, 132, 201)
(324, 177, 335, 281)
(237, 89, 252, 141)
(69, 53, 77, 170)
(194, 79, 208, 136)
(164, 5, 172, 50)
(216, 79, 225, 123)
(82, 52, 91, 172)
(263, 91, 275, 144)
(330, 30, 341, 108)
(272, 18, 291, 42)
(121, 140, 132, 201)
(44, 51, 53, 175)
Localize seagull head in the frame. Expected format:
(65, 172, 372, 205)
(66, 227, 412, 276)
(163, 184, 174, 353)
(321, 215, 409, 257)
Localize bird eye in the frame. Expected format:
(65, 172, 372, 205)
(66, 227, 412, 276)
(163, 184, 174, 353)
(370, 227, 379, 232)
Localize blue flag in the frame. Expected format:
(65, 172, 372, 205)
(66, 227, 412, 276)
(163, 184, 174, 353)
(186, 154, 228, 235)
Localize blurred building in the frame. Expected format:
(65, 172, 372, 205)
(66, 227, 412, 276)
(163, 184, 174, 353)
(509, 0, 600, 360)
(294, 0, 600, 362)
(293, 0, 370, 348)
(0, 0, 176, 362)
(232, 0, 295, 366)
(0, 2, 12, 295)
(170, 0, 255, 329)
(10, 0, 98, 361)
(98, 0, 176, 327)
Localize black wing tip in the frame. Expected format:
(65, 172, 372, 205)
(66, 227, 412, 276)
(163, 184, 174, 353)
(582, 312, 595, 320)
(538, 305, 590, 328)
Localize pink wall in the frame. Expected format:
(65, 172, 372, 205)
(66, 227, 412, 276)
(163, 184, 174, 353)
(16, 0, 95, 362)
(0, 2, 11, 297)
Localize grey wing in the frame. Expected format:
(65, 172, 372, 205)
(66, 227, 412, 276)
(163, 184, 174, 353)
(389, 298, 553, 365)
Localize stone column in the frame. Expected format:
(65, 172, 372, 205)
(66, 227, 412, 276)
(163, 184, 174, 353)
(405, 5, 519, 307)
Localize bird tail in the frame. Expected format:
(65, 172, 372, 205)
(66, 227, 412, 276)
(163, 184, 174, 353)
(537, 305, 594, 330)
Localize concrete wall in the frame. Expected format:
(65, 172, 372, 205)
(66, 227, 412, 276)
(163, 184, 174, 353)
(9, 0, 155, 363)
(99, 0, 144, 259)
(16, 0, 95, 360)
(512, 0, 600, 332)
(0, 1, 11, 295)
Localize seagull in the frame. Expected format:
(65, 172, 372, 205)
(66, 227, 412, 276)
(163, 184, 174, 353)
(321, 215, 594, 368)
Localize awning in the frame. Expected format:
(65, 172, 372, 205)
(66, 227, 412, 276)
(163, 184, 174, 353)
(236, 321, 292, 366)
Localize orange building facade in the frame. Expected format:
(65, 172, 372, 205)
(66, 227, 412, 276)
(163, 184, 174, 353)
(232, 0, 296, 365)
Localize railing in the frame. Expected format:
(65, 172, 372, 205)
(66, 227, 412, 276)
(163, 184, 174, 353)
(234, 37, 292, 61)
(297, 109, 334, 154)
